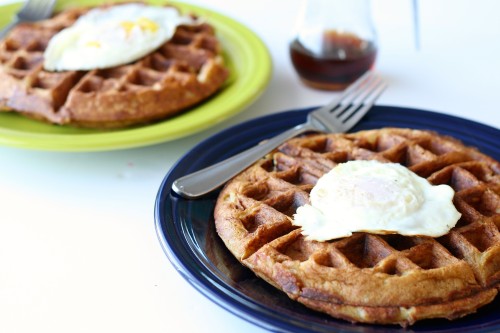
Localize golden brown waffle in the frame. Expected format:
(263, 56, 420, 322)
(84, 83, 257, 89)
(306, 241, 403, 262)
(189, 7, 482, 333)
(0, 4, 229, 128)
(214, 128, 500, 326)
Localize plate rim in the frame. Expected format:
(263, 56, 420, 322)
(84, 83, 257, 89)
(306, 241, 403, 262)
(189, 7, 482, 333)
(0, 0, 272, 151)
(155, 105, 500, 333)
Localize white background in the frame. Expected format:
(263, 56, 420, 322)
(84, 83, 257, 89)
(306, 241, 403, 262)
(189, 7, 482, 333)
(0, 0, 499, 332)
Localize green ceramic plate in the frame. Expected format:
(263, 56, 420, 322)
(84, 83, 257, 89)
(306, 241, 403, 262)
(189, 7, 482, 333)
(0, 0, 271, 151)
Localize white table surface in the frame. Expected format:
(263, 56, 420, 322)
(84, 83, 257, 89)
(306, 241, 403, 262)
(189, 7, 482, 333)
(0, 0, 499, 332)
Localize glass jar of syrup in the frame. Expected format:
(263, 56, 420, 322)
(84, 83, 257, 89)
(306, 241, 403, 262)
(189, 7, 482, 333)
(289, 0, 378, 90)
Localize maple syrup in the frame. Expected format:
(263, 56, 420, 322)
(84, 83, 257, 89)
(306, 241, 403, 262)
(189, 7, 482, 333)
(290, 30, 377, 90)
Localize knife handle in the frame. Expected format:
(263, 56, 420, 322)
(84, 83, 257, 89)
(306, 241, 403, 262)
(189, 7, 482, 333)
(172, 123, 311, 198)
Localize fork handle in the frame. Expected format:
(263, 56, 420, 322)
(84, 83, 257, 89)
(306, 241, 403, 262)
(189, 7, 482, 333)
(172, 123, 314, 198)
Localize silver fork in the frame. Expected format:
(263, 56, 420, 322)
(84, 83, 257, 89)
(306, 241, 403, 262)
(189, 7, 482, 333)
(173, 71, 387, 198)
(0, 0, 56, 39)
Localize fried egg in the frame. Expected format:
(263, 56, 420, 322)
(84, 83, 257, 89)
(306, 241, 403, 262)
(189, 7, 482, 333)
(293, 160, 461, 241)
(43, 3, 198, 71)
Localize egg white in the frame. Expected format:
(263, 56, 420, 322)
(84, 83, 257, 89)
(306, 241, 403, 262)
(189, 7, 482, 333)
(293, 160, 461, 241)
(43, 3, 198, 71)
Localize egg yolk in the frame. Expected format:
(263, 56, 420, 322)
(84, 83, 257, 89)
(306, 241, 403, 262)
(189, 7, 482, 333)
(137, 17, 159, 33)
(85, 41, 101, 48)
(120, 18, 159, 37)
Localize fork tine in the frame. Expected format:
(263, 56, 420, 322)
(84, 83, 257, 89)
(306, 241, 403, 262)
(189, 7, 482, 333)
(317, 70, 375, 115)
(337, 72, 379, 105)
(338, 70, 375, 99)
(0, 0, 55, 39)
(339, 79, 387, 128)
(337, 75, 383, 121)
(42, 0, 56, 15)
(19, 0, 55, 21)
(329, 72, 380, 118)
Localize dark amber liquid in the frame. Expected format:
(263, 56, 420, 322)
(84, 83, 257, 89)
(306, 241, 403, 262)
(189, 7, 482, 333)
(290, 31, 377, 90)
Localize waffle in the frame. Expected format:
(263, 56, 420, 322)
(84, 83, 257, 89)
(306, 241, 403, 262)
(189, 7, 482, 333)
(0, 4, 229, 128)
(214, 128, 500, 326)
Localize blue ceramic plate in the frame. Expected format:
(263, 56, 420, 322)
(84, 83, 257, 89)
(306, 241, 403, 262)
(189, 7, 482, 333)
(155, 106, 499, 333)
